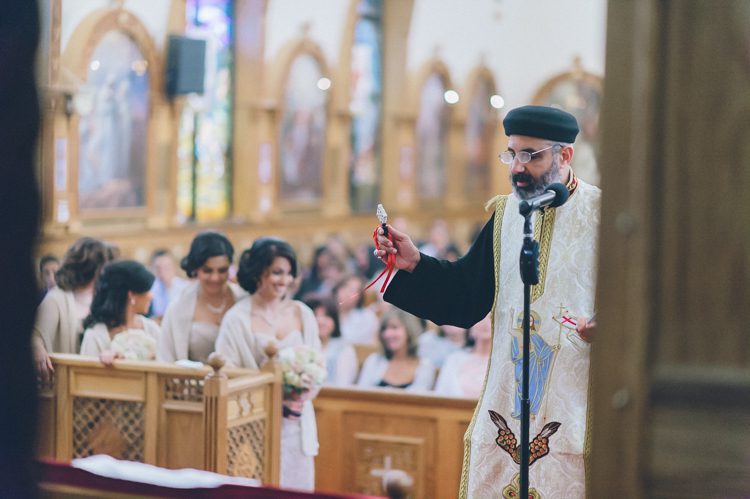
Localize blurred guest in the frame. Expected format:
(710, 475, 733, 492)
(158, 232, 244, 363)
(216, 237, 321, 491)
(324, 234, 356, 273)
(357, 309, 435, 392)
(353, 242, 380, 280)
(295, 246, 345, 300)
(418, 219, 455, 259)
(37, 254, 59, 301)
(433, 313, 492, 398)
(305, 296, 358, 386)
(33, 237, 116, 380)
(148, 249, 188, 319)
(80, 260, 160, 365)
(333, 274, 379, 346)
(417, 323, 467, 369)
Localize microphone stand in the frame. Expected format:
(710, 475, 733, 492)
(518, 212, 539, 499)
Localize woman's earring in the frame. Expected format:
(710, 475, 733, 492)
(130, 299, 135, 305)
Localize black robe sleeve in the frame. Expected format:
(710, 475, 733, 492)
(383, 214, 496, 329)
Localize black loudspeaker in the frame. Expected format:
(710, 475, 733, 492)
(165, 35, 206, 97)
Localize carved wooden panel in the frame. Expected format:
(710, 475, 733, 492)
(341, 412, 438, 498)
(226, 388, 267, 423)
(353, 433, 424, 498)
(163, 376, 204, 403)
(72, 397, 144, 461)
(226, 420, 266, 479)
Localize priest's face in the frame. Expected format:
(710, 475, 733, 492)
(506, 136, 563, 200)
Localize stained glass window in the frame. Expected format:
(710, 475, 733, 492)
(416, 72, 449, 202)
(78, 30, 149, 211)
(176, 0, 233, 222)
(464, 77, 495, 199)
(536, 76, 602, 186)
(349, 0, 383, 212)
(279, 54, 327, 204)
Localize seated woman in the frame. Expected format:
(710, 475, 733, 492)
(158, 231, 245, 363)
(215, 237, 321, 492)
(304, 296, 358, 386)
(80, 261, 160, 365)
(417, 323, 467, 369)
(357, 309, 435, 392)
(33, 237, 116, 380)
(433, 313, 492, 398)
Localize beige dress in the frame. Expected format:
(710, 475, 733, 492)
(158, 281, 246, 362)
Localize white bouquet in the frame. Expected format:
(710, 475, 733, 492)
(110, 329, 157, 361)
(277, 345, 327, 396)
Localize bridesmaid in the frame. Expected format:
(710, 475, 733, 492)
(158, 231, 245, 363)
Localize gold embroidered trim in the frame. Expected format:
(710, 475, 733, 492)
(530, 207, 556, 303)
(583, 346, 594, 492)
(458, 195, 508, 499)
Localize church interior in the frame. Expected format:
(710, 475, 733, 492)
(1, 0, 749, 498)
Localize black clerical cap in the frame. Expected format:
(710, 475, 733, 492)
(503, 105, 579, 143)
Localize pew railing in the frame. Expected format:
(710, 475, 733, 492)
(37, 353, 282, 486)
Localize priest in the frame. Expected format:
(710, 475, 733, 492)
(375, 105, 599, 498)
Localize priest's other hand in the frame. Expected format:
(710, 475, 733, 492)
(374, 224, 420, 273)
(576, 317, 596, 343)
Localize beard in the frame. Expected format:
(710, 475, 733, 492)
(510, 158, 563, 201)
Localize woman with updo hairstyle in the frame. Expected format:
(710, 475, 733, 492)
(80, 260, 160, 365)
(216, 237, 321, 492)
(158, 231, 245, 363)
(33, 237, 116, 380)
(357, 308, 436, 392)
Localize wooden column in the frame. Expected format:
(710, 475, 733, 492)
(261, 343, 282, 486)
(590, 1, 750, 497)
(203, 353, 228, 473)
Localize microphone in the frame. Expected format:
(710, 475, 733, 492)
(518, 183, 569, 217)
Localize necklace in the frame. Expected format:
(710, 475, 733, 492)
(254, 313, 278, 329)
(251, 297, 283, 331)
(203, 289, 228, 315)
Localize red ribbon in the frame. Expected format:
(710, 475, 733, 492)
(366, 225, 396, 293)
(337, 225, 396, 307)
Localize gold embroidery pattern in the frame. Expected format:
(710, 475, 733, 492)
(531, 207, 557, 303)
(458, 195, 508, 499)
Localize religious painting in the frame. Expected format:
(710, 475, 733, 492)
(416, 72, 449, 202)
(534, 70, 603, 186)
(349, 0, 383, 213)
(177, 0, 233, 222)
(78, 30, 149, 211)
(464, 76, 496, 199)
(279, 54, 327, 204)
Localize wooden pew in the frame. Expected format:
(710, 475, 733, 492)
(313, 387, 477, 499)
(37, 353, 282, 485)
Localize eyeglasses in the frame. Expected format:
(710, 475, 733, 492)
(499, 144, 559, 165)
